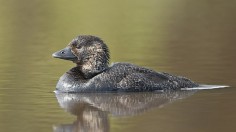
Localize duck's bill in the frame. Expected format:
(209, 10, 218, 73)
(52, 47, 77, 61)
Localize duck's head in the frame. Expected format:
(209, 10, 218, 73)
(52, 35, 110, 78)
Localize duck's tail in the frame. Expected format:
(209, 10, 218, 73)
(181, 84, 229, 90)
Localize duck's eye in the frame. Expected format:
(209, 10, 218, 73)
(77, 45, 82, 49)
(60, 51, 65, 54)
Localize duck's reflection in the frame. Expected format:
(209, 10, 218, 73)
(53, 90, 197, 132)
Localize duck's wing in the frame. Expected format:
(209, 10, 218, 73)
(117, 70, 170, 91)
(110, 63, 198, 91)
(116, 65, 199, 91)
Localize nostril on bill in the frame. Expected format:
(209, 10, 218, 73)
(60, 51, 65, 54)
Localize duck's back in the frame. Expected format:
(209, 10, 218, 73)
(102, 63, 199, 91)
(56, 63, 199, 92)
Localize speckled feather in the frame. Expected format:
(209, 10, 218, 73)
(56, 62, 198, 92)
(55, 35, 199, 92)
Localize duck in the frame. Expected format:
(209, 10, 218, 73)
(52, 35, 199, 92)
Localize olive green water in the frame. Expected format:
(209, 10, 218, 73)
(0, 0, 236, 132)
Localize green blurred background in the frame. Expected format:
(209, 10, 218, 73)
(0, 0, 235, 132)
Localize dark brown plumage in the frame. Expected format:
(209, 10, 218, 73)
(53, 35, 199, 92)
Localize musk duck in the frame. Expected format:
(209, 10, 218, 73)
(52, 35, 199, 92)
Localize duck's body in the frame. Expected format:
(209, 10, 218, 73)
(53, 35, 199, 93)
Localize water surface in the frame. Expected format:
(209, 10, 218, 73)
(0, 0, 235, 132)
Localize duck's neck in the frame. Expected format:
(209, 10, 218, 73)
(77, 58, 109, 79)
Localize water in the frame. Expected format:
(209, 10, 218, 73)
(0, 0, 235, 132)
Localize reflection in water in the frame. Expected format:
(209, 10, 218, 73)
(53, 90, 197, 132)
(0, 0, 235, 132)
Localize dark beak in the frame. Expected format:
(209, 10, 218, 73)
(52, 47, 77, 61)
